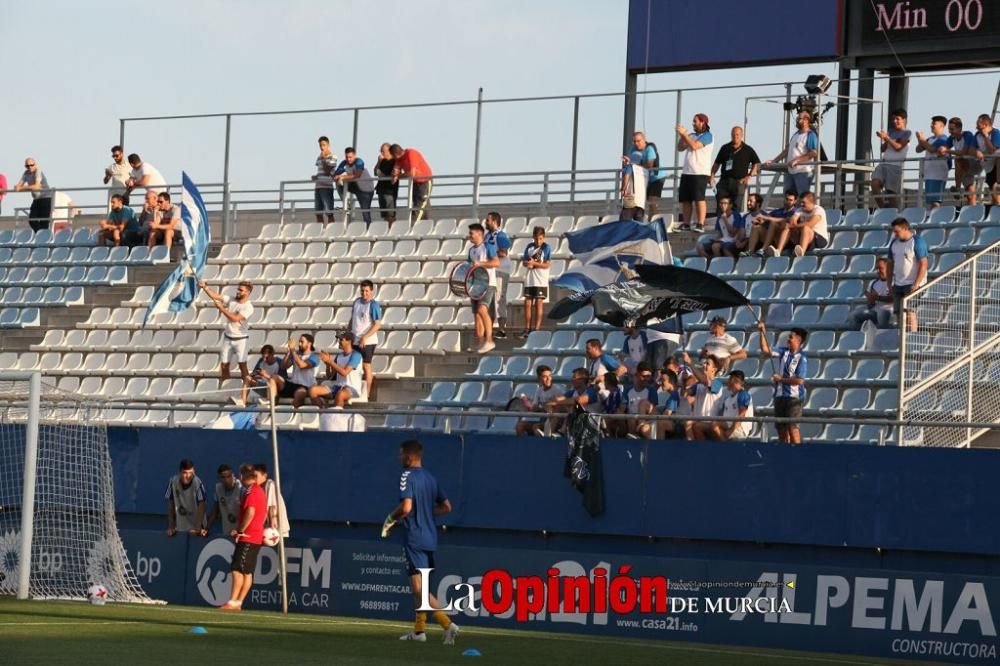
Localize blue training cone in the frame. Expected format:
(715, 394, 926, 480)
(462, 648, 482, 657)
(190, 626, 208, 635)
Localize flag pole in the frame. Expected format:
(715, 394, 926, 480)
(744, 304, 778, 376)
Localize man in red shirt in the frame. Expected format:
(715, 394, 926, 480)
(390, 144, 432, 223)
(220, 463, 267, 611)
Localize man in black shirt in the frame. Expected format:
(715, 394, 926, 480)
(710, 127, 760, 213)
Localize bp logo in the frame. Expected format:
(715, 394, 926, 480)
(195, 538, 235, 606)
(86, 536, 124, 597)
(0, 530, 20, 594)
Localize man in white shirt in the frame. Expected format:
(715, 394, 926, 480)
(676, 113, 713, 232)
(310, 333, 364, 409)
(466, 222, 500, 354)
(915, 115, 951, 209)
(847, 258, 894, 330)
(679, 352, 725, 441)
(766, 112, 818, 196)
(767, 191, 829, 257)
(312, 136, 337, 223)
(254, 464, 290, 539)
(198, 280, 255, 390)
(125, 153, 166, 197)
(349, 279, 382, 399)
(887, 218, 929, 332)
(871, 109, 911, 209)
(281, 333, 321, 407)
(103, 145, 131, 207)
(700, 316, 747, 370)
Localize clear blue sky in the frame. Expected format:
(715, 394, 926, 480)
(1, 1, 998, 212)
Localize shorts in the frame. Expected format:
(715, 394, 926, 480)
(315, 187, 335, 213)
(783, 172, 812, 196)
(715, 177, 745, 209)
(924, 179, 945, 204)
(231, 542, 261, 575)
(961, 160, 983, 187)
(678, 174, 709, 202)
(773, 396, 803, 421)
(403, 545, 435, 576)
(357, 344, 377, 364)
(988, 165, 999, 190)
(809, 234, 829, 250)
(893, 284, 914, 316)
(221, 336, 249, 365)
(279, 381, 309, 399)
(471, 286, 496, 313)
(647, 178, 665, 198)
(524, 286, 548, 302)
(873, 163, 903, 193)
(321, 381, 360, 399)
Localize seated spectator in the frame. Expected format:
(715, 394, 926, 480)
(915, 115, 951, 209)
(98, 194, 142, 247)
(310, 332, 363, 408)
(621, 362, 658, 439)
(656, 369, 681, 439)
(546, 367, 603, 434)
(679, 351, 725, 441)
(618, 326, 648, 373)
(766, 191, 828, 257)
(847, 258, 894, 330)
(744, 191, 798, 256)
(280, 333, 320, 408)
(700, 316, 747, 370)
(711, 370, 754, 441)
(697, 196, 745, 259)
(871, 109, 911, 209)
(515, 365, 563, 437)
(240, 344, 285, 407)
(137, 190, 159, 240)
(148, 192, 179, 252)
(585, 337, 626, 394)
(601, 372, 625, 437)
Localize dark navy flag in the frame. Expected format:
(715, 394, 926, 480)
(144, 172, 211, 327)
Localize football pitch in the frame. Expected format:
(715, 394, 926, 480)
(0, 598, 929, 665)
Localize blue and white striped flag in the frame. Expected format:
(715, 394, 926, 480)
(554, 220, 671, 292)
(143, 173, 212, 327)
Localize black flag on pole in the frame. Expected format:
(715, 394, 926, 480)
(548, 264, 748, 328)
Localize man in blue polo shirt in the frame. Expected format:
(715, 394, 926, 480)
(887, 217, 929, 332)
(382, 439, 459, 646)
(756, 321, 808, 445)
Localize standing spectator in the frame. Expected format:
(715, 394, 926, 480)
(915, 116, 951, 209)
(678, 351, 725, 441)
(310, 332, 364, 408)
(887, 217, 929, 332)
(312, 136, 337, 223)
(350, 279, 382, 399)
(766, 191, 828, 257)
(946, 117, 978, 205)
(710, 127, 760, 212)
(103, 145, 131, 207)
(745, 191, 799, 256)
(514, 365, 563, 436)
(281, 333, 321, 407)
(219, 463, 266, 611)
(374, 142, 398, 224)
(164, 458, 206, 537)
(485, 212, 512, 339)
(148, 192, 179, 252)
(621, 362, 658, 439)
(334, 147, 377, 225)
(205, 464, 242, 536)
(619, 155, 647, 221)
(623, 131, 664, 217)
(197, 279, 255, 387)
(391, 144, 433, 223)
(125, 153, 166, 198)
(241, 344, 285, 407)
(14, 158, 52, 231)
(756, 321, 808, 445)
(136, 190, 159, 242)
(713, 370, 754, 441)
(847, 257, 894, 330)
(254, 464, 290, 541)
(520, 225, 551, 337)
(0, 171, 6, 215)
(871, 109, 911, 209)
(675, 113, 713, 231)
(973, 114, 1000, 206)
(766, 111, 818, 195)
(700, 315, 748, 370)
(97, 194, 141, 247)
(618, 325, 648, 374)
(466, 223, 499, 354)
(697, 196, 746, 259)
(585, 337, 626, 390)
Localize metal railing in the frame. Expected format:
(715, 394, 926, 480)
(899, 239, 1000, 447)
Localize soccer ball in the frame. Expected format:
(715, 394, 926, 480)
(262, 528, 280, 547)
(87, 584, 108, 606)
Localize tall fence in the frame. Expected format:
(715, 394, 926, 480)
(899, 240, 1000, 447)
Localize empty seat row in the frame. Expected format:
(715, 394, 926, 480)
(0, 265, 127, 287)
(0, 286, 84, 306)
(0, 244, 168, 267)
(0, 227, 98, 247)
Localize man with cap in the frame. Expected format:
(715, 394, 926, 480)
(701, 316, 747, 371)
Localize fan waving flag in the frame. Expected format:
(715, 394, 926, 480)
(143, 173, 212, 327)
(553, 220, 672, 292)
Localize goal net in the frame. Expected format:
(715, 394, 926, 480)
(0, 373, 153, 602)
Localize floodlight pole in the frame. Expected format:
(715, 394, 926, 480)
(17, 371, 41, 600)
(268, 382, 289, 614)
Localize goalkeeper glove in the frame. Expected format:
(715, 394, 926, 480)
(380, 513, 397, 538)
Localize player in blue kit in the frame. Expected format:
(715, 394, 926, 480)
(381, 439, 460, 645)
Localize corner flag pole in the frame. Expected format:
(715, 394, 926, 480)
(268, 382, 289, 614)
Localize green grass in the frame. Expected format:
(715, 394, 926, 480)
(0, 597, 921, 665)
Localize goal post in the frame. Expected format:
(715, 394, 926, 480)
(0, 371, 155, 603)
